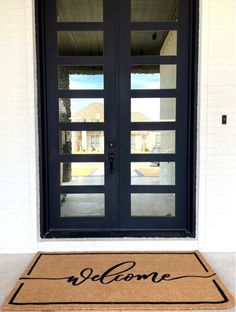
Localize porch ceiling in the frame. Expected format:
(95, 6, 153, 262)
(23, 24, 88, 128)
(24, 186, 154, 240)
(57, 0, 177, 56)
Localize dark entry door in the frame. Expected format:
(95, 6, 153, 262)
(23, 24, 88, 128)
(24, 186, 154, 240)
(39, 0, 197, 237)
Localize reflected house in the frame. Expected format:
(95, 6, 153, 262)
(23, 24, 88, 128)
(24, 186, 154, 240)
(131, 112, 157, 153)
(63, 102, 162, 154)
(59, 100, 173, 155)
(58, 25, 177, 156)
(72, 131, 104, 153)
(71, 102, 104, 153)
(59, 101, 104, 183)
(59, 27, 177, 182)
(131, 131, 161, 153)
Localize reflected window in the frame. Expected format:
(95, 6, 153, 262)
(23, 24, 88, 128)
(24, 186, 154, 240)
(58, 65, 104, 90)
(90, 135, 100, 149)
(59, 98, 104, 123)
(60, 131, 104, 154)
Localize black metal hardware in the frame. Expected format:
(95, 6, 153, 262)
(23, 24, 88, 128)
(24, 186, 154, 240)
(109, 153, 115, 174)
(222, 115, 227, 125)
(108, 141, 115, 148)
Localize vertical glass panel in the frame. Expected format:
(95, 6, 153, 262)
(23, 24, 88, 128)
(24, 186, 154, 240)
(131, 162, 175, 185)
(58, 31, 103, 56)
(131, 31, 177, 56)
(131, 98, 176, 122)
(60, 131, 104, 154)
(131, 0, 178, 22)
(131, 130, 175, 154)
(57, 0, 103, 22)
(60, 194, 105, 217)
(60, 162, 104, 186)
(131, 65, 177, 89)
(59, 98, 104, 122)
(58, 65, 104, 90)
(131, 193, 175, 216)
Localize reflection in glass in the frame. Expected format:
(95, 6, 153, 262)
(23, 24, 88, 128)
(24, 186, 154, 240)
(131, 130, 175, 154)
(131, 98, 176, 122)
(131, 0, 178, 22)
(131, 162, 175, 185)
(131, 31, 177, 56)
(57, 0, 103, 22)
(131, 193, 175, 216)
(60, 162, 104, 186)
(60, 194, 105, 217)
(58, 65, 104, 90)
(58, 31, 103, 56)
(59, 98, 104, 122)
(60, 131, 104, 154)
(131, 65, 176, 89)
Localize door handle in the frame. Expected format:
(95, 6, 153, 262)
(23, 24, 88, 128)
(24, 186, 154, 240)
(109, 153, 115, 174)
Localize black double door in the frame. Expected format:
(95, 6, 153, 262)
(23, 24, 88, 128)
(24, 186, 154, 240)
(40, 0, 196, 237)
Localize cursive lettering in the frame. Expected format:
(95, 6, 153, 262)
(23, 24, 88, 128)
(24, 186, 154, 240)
(20, 260, 216, 287)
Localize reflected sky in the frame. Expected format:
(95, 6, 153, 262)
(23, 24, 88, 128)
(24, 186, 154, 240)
(69, 73, 160, 90)
(69, 74, 104, 89)
(131, 73, 160, 89)
(68, 74, 161, 118)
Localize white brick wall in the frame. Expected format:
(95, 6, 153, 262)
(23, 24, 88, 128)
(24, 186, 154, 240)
(197, 0, 236, 251)
(0, 0, 38, 252)
(0, 0, 235, 252)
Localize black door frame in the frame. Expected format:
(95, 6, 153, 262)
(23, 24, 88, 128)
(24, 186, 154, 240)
(36, 0, 199, 238)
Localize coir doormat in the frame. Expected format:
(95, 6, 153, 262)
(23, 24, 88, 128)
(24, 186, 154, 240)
(2, 251, 235, 310)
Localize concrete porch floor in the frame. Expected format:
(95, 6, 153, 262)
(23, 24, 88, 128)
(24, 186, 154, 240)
(0, 253, 235, 312)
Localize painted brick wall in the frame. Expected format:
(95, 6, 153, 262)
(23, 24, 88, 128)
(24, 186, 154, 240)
(0, 0, 38, 252)
(197, 0, 236, 250)
(0, 0, 235, 252)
